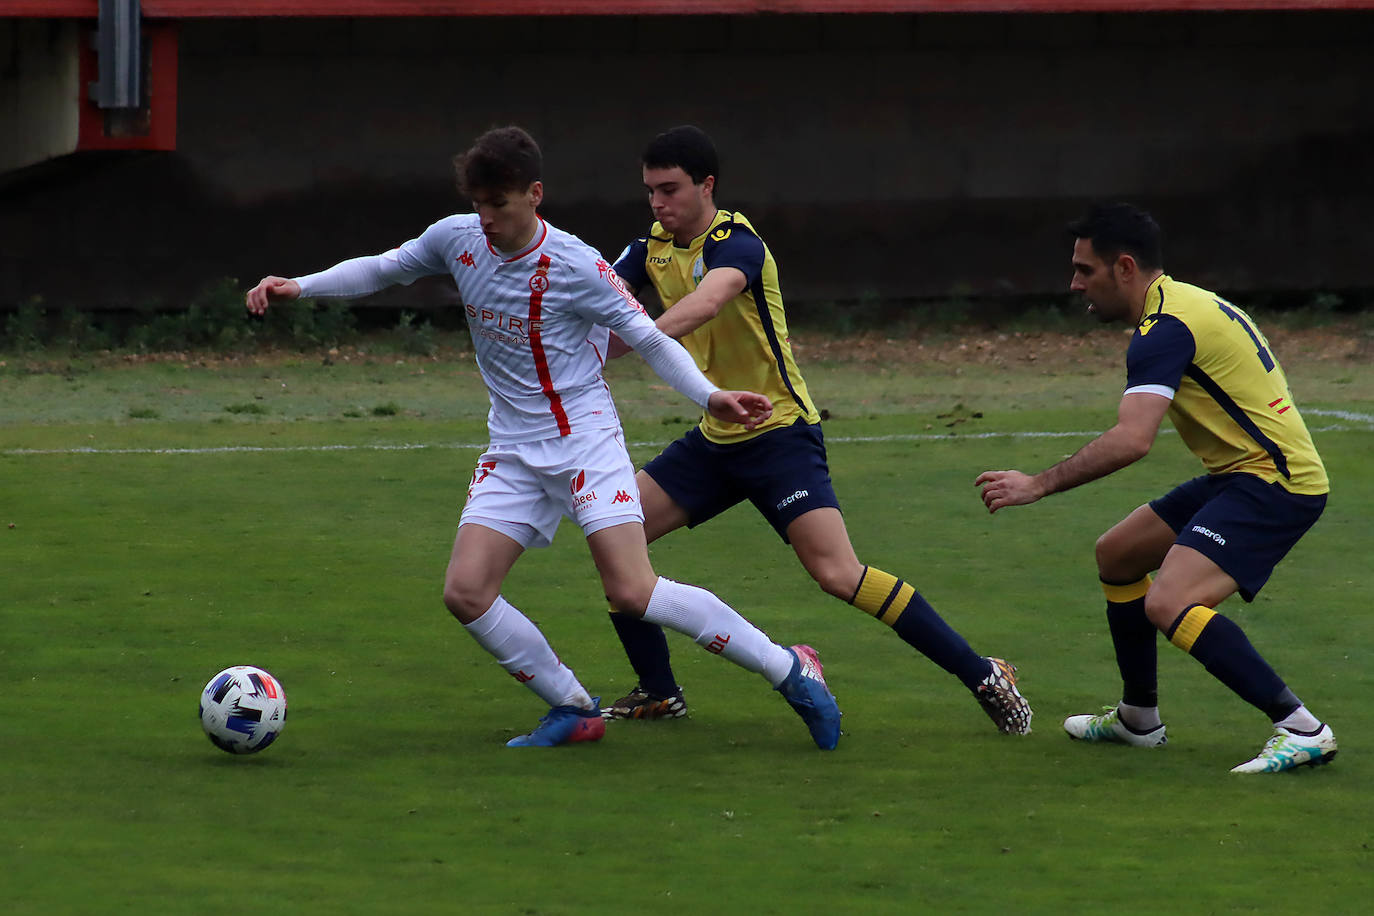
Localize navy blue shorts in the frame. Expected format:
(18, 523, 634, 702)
(1148, 473, 1326, 602)
(642, 419, 841, 542)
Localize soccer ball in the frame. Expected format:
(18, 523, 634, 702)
(199, 665, 288, 754)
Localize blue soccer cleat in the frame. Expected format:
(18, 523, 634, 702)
(776, 645, 842, 750)
(506, 698, 607, 748)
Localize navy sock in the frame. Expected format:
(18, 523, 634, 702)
(1167, 605, 1299, 720)
(852, 567, 989, 690)
(1102, 577, 1158, 708)
(608, 611, 677, 697)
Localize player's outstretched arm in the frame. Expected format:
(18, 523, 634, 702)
(656, 267, 747, 339)
(707, 390, 773, 431)
(245, 276, 300, 316)
(975, 391, 1170, 514)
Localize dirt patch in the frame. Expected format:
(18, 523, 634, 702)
(792, 324, 1370, 372)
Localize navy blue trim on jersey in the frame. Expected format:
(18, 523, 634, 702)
(1148, 473, 1324, 601)
(1183, 364, 1291, 480)
(702, 214, 765, 286)
(641, 419, 839, 542)
(749, 277, 813, 416)
(1126, 314, 1194, 392)
(611, 238, 650, 291)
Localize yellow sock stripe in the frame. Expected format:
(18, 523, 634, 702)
(880, 581, 916, 627)
(1169, 605, 1217, 652)
(1101, 575, 1152, 604)
(852, 567, 913, 627)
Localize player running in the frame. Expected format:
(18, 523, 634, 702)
(976, 203, 1335, 773)
(599, 125, 1031, 734)
(245, 126, 840, 750)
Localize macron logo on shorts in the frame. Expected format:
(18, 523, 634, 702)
(776, 489, 810, 511)
(1191, 524, 1227, 546)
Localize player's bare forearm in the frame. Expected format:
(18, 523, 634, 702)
(976, 391, 1167, 513)
(976, 425, 1150, 513)
(1036, 425, 1152, 494)
(657, 267, 746, 338)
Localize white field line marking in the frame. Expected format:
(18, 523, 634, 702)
(3, 412, 1370, 458)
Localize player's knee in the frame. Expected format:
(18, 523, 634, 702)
(442, 578, 491, 624)
(602, 581, 652, 617)
(809, 560, 863, 601)
(1095, 530, 1134, 582)
(1142, 588, 1185, 631)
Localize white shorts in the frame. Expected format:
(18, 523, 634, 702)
(459, 426, 644, 549)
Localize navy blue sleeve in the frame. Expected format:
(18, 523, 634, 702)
(611, 238, 650, 292)
(1125, 313, 1196, 392)
(701, 222, 765, 287)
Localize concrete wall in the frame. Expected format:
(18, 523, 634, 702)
(0, 19, 80, 174)
(3, 10, 1373, 311)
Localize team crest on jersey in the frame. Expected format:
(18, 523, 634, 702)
(691, 255, 705, 286)
(529, 258, 551, 294)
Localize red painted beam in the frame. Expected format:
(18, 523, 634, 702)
(10, 0, 1374, 16)
(76, 20, 178, 150)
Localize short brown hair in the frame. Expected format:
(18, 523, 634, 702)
(455, 126, 542, 197)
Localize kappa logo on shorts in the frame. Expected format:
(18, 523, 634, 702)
(612, 490, 635, 504)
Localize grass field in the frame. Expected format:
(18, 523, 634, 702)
(2, 326, 1372, 914)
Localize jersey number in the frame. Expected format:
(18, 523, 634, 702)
(1215, 300, 1275, 372)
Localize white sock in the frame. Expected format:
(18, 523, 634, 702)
(463, 595, 593, 710)
(1275, 704, 1322, 733)
(1117, 702, 1162, 731)
(641, 577, 795, 687)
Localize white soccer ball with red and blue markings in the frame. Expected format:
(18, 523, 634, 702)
(199, 665, 288, 754)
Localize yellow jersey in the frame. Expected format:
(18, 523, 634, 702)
(613, 209, 819, 443)
(1126, 275, 1328, 495)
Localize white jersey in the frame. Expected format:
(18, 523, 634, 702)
(294, 214, 717, 444)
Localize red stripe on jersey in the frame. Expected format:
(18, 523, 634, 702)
(528, 253, 570, 436)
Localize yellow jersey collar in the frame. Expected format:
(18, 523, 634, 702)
(1140, 274, 1170, 326)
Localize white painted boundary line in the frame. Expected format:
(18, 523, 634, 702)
(4, 409, 1370, 458)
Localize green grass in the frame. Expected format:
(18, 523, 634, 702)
(2, 336, 1372, 914)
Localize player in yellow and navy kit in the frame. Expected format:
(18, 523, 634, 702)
(976, 203, 1336, 773)
(602, 125, 1032, 734)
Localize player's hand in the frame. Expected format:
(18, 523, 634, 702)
(707, 390, 773, 430)
(974, 469, 1044, 514)
(245, 276, 301, 316)
(606, 332, 631, 360)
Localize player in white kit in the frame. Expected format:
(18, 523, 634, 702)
(246, 127, 841, 749)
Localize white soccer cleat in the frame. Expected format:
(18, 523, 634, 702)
(1063, 706, 1167, 748)
(1230, 724, 1337, 774)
